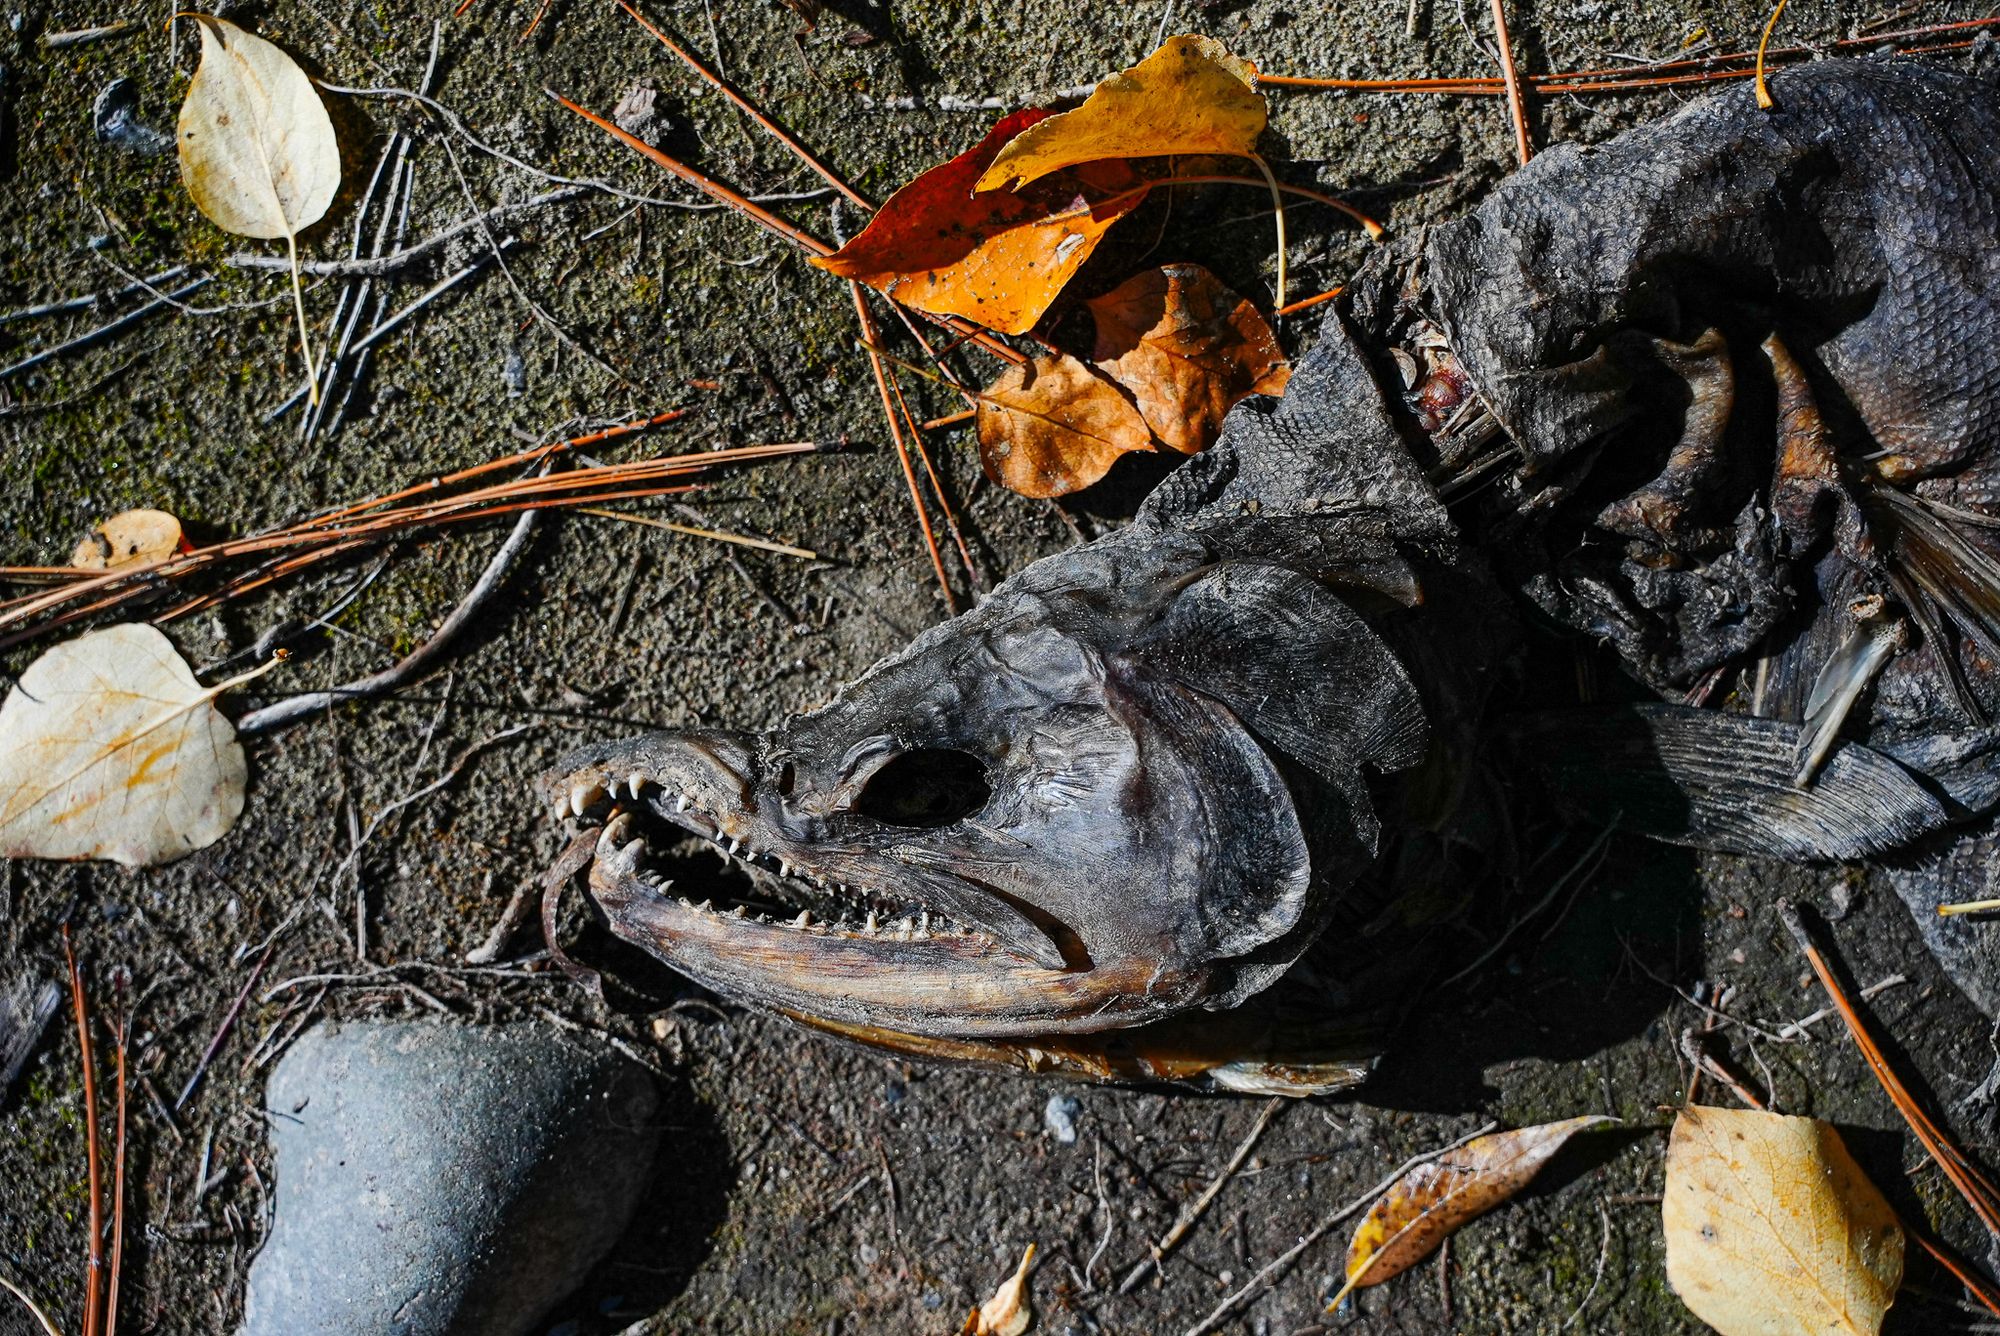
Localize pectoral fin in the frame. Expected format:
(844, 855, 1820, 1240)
(1503, 704, 1948, 860)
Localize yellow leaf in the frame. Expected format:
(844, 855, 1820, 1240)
(1336, 1115, 1615, 1305)
(177, 14, 341, 399)
(960, 1243, 1035, 1336)
(976, 351, 1154, 498)
(70, 509, 184, 571)
(1664, 1106, 1903, 1336)
(0, 624, 274, 868)
(975, 36, 1265, 194)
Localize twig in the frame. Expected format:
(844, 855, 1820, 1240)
(1086, 1137, 1115, 1289)
(1119, 1098, 1285, 1293)
(577, 506, 816, 559)
(1915, 1230, 2000, 1320)
(1779, 900, 2000, 1247)
(1490, 0, 1533, 165)
(616, 0, 871, 210)
(1180, 1121, 1499, 1336)
(344, 243, 514, 359)
(853, 283, 956, 613)
(234, 187, 591, 278)
(106, 1002, 128, 1336)
(0, 278, 211, 381)
(0, 1275, 61, 1336)
(1774, 974, 1906, 1040)
(175, 942, 277, 1111)
(43, 20, 139, 48)
(1680, 1030, 1768, 1111)
(0, 265, 187, 325)
(465, 874, 539, 965)
(236, 509, 540, 736)
(63, 926, 105, 1336)
(330, 723, 536, 892)
(1554, 1201, 1612, 1332)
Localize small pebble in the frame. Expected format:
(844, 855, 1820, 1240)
(1043, 1092, 1083, 1144)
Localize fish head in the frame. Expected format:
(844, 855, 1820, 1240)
(546, 530, 1428, 1037)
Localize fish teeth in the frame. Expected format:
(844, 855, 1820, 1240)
(603, 811, 637, 846)
(569, 781, 605, 818)
(729, 905, 747, 918)
(793, 909, 814, 929)
(675, 794, 692, 813)
(627, 772, 650, 799)
(864, 911, 880, 934)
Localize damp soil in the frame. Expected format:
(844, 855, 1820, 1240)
(4, 1, 1999, 1333)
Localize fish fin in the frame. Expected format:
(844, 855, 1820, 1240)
(1502, 703, 1949, 861)
(1132, 561, 1428, 788)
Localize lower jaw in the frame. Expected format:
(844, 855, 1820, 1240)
(589, 863, 1214, 1038)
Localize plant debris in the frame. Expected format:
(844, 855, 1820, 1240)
(1663, 1105, 1903, 1335)
(961, 1243, 1036, 1336)
(975, 350, 1153, 498)
(69, 509, 184, 572)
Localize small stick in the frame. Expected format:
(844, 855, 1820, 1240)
(853, 283, 956, 613)
(175, 941, 276, 1111)
(105, 1004, 128, 1336)
(1180, 1121, 1499, 1336)
(343, 245, 514, 359)
(63, 926, 105, 1336)
(42, 20, 139, 48)
(1779, 900, 2000, 1243)
(465, 875, 538, 965)
(0, 1275, 61, 1336)
(0, 266, 188, 325)
(576, 506, 816, 559)
(885, 365, 981, 591)
(1939, 898, 2000, 917)
(1774, 974, 1906, 1039)
(1490, 0, 1533, 165)
(236, 509, 541, 736)
(1275, 286, 1344, 318)
(1118, 1097, 1285, 1294)
(615, 0, 871, 210)
(1754, 0, 1791, 110)
(1914, 1229, 2000, 1320)
(1680, 1030, 1767, 1111)
(922, 408, 976, 432)
(0, 278, 212, 381)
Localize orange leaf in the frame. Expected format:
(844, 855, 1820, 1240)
(975, 36, 1265, 193)
(1336, 1115, 1615, 1305)
(70, 509, 185, 571)
(976, 351, 1154, 498)
(811, 110, 1145, 336)
(1087, 263, 1289, 456)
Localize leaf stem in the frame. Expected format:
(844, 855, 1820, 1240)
(286, 230, 321, 407)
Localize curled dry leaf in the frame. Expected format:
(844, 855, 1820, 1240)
(1334, 1115, 1615, 1306)
(1087, 264, 1290, 456)
(813, 110, 1146, 336)
(177, 14, 341, 396)
(1664, 1105, 1903, 1336)
(960, 1243, 1035, 1336)
(976, 351, 1153, 498)
(976, 36, 1265, 193)
(70, 508, 184, 571)
(0, 624, 270, 869)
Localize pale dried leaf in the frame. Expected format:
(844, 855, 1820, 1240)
(1087, 264, 1289, 455)
(976, 352, 1153, 498)
(976, 36, 1264, 193)
(1340, 1115, 1615, 1300)
(0, 624, 250, 869)
(960, 1243, 1035, 1336)
(1664, 1106, 1903, 1336)
(70, 508, 183, 571)
(176, 15, 340, 241)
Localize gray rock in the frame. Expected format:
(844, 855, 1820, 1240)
(1042, 1092, 1082, 1145)
(243, 1020, 661, 1336)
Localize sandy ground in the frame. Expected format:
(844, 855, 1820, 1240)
(5, 0, 2000, 1332)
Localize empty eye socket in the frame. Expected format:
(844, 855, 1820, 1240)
(855, 749, 991, 828)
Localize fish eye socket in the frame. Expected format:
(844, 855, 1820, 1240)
(855, 749, 991, 828)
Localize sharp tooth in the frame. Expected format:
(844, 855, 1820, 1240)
(604, 812, 636, 846)
(777, 858, 792, 878)
(918, 911, 931, 934)
(569, 781, 605, 818)
(793, 909, 814, 929)
(627, 772, 650, 798)
(696, 899, 714, 913)
(894, 918, 914, 940)
(729, 905, 747, 918)
(675, 794, 692, 813)
(864, 911, 880, 934)
(620, 840, 646, 862)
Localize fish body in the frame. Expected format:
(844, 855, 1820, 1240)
(550, 60, 2000, 1092)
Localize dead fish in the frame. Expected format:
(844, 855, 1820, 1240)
(546, 59, 2000, 1094)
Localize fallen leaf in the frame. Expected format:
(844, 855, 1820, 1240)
(976, 351, 1154, 498)
(70, 509, 184, 571)
(1664, 1105, 1903, 1336)
(1087, 264, 1290, 455)
(1335, 1115, 1615, 1305)
(960, 1243, 1036, 1336)
(811, 110, 1146, 335)
(976, 36, 1265, 193)
(0, 624, 274, 868)
(176, 14, 340, 397)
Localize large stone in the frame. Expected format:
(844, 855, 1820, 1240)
(243, 1020, 661, 1336)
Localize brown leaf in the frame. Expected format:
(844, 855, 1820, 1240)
(1086, 264, 1289, 456)
(976, 351, 1153, 498)
(1664, 1106, 1903, 1336)
(960, 1243, 1035, 1336)
(811, 110, 1147, 336)
(70, 509, 184, 571)
(976, 36, 1265, 193)
(1336, 1115, 1615, 1304)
